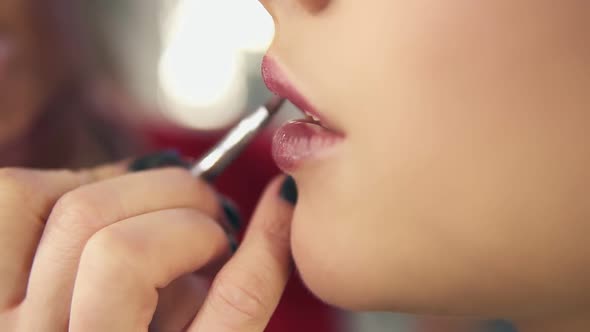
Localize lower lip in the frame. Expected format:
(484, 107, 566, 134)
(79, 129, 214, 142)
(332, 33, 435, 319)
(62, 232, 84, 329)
(272, 120, 344, 172)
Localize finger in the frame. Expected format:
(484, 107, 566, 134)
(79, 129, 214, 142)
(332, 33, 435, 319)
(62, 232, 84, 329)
(188, 176, 295, 332)
(149, 254, 237, 332)
(0, 164, 126, 310)
(24, 168, 223, 331)
(69, 208, 229, 332)
(150, 274, 210, 332)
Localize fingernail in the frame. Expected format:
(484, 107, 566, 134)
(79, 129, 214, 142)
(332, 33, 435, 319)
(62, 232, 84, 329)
(220, 197, 242, 231)
(227, 232, 239, 253)
(280, 176, 298, 205)
(128, 150, 190, 172)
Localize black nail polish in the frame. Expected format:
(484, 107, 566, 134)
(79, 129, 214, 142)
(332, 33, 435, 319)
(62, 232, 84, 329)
(227, 233, 239, 253)
(220, 197, 242, 231)
(280, 176, 298, 205)
(128, 150, 190, 172)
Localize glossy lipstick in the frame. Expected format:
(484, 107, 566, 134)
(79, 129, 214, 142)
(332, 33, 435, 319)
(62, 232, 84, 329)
(262, 56, 332, 127)
(262, 56, 344, 172)
(272, 121, 342, 172)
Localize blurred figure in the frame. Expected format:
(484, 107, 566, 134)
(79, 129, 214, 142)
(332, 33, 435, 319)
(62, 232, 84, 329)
(0, 0, 141, 168)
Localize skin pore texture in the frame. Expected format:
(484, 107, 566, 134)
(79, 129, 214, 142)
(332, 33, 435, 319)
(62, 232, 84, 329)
(261, 0, 590, 331)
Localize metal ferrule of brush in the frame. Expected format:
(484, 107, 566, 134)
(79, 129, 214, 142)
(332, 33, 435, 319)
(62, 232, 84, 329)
(191, 97, 285, 181)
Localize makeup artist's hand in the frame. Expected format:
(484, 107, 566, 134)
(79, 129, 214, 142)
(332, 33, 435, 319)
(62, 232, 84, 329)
(0, 156, 295, 331)
(186, 176, 296, 332)
(0, 159, 230, 331)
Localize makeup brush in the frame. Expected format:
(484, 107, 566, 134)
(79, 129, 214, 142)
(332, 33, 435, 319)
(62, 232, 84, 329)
(191, 96, 285, 181)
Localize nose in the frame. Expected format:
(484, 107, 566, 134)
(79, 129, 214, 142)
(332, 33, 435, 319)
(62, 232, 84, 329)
(299, 0, 330, 12)
(260, 0, 330, 17)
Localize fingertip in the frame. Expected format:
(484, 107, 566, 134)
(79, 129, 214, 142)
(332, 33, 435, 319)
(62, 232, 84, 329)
(261, 175, 297, 205)
(219, 196, 242, 232)
(186, 176, 295, 332)
(279, 176, 298, 205)
(241, 176, 296, 258)
(252, 175, 297, 221)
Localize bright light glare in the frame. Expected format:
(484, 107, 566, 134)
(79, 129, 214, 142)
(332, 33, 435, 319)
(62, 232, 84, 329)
(226, 1, 275, 52)
(159, 34, 241, 108)
(158, 0, 274, 129)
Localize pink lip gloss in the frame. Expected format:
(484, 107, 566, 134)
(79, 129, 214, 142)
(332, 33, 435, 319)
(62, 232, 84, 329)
(261, 55, 345, 173)
(272, 120, 343, 172)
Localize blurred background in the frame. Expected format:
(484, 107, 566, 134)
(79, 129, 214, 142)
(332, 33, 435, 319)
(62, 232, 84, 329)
(82, 0, 285, 129)
(0, 0, 516, 331)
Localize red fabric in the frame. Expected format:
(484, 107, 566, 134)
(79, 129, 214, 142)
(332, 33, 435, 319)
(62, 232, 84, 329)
(145, 125, 339, 332)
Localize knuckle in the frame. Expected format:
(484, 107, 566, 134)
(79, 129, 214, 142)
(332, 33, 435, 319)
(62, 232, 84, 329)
(260, 217, 291, 245)
(50, 189, 102, 232)
(80, 227, 140, 281)
(208, 269, 270, 324)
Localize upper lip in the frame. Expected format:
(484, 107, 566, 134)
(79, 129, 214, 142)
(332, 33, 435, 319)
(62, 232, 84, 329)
(262, 55, 335, 128)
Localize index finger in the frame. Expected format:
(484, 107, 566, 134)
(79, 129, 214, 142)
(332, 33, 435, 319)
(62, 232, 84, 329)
(0, 163, 126, 309)
(188, 176, 296, 332)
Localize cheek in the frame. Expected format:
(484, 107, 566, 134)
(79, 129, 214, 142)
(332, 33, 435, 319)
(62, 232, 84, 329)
(286, 0, 590, 316)
(288, 151, 386, 309)
(346, 73, 590, 315)
(293, 131, 590, 316)
(289, 152, 439, 312)
(290, 204, 381, 310)
(291, 80, 590, 315)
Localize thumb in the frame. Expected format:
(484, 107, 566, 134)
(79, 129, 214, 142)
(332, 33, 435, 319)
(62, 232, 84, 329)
(188, 176, 297, 332)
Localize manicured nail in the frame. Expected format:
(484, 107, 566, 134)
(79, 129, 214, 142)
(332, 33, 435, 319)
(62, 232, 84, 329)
(128, 150, 190, 172)
(220, 197, 242, 231)
(227, 232, 239, 253)
(280, 176, 298, 205)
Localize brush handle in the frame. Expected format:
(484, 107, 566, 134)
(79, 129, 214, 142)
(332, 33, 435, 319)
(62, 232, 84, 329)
(191, 99, 283, 181)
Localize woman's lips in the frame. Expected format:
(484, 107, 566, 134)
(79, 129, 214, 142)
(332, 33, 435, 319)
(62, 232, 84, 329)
(262, 55, 332, 127)
(272, 120, 344, 172)
(262, 55, 344, 172)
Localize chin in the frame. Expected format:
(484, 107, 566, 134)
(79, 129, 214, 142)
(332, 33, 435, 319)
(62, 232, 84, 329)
(289, 206, 396, 312)
(289, 203, 513, 317)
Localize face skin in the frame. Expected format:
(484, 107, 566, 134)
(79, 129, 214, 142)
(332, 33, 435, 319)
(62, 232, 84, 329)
(261, 0, 590, 328)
